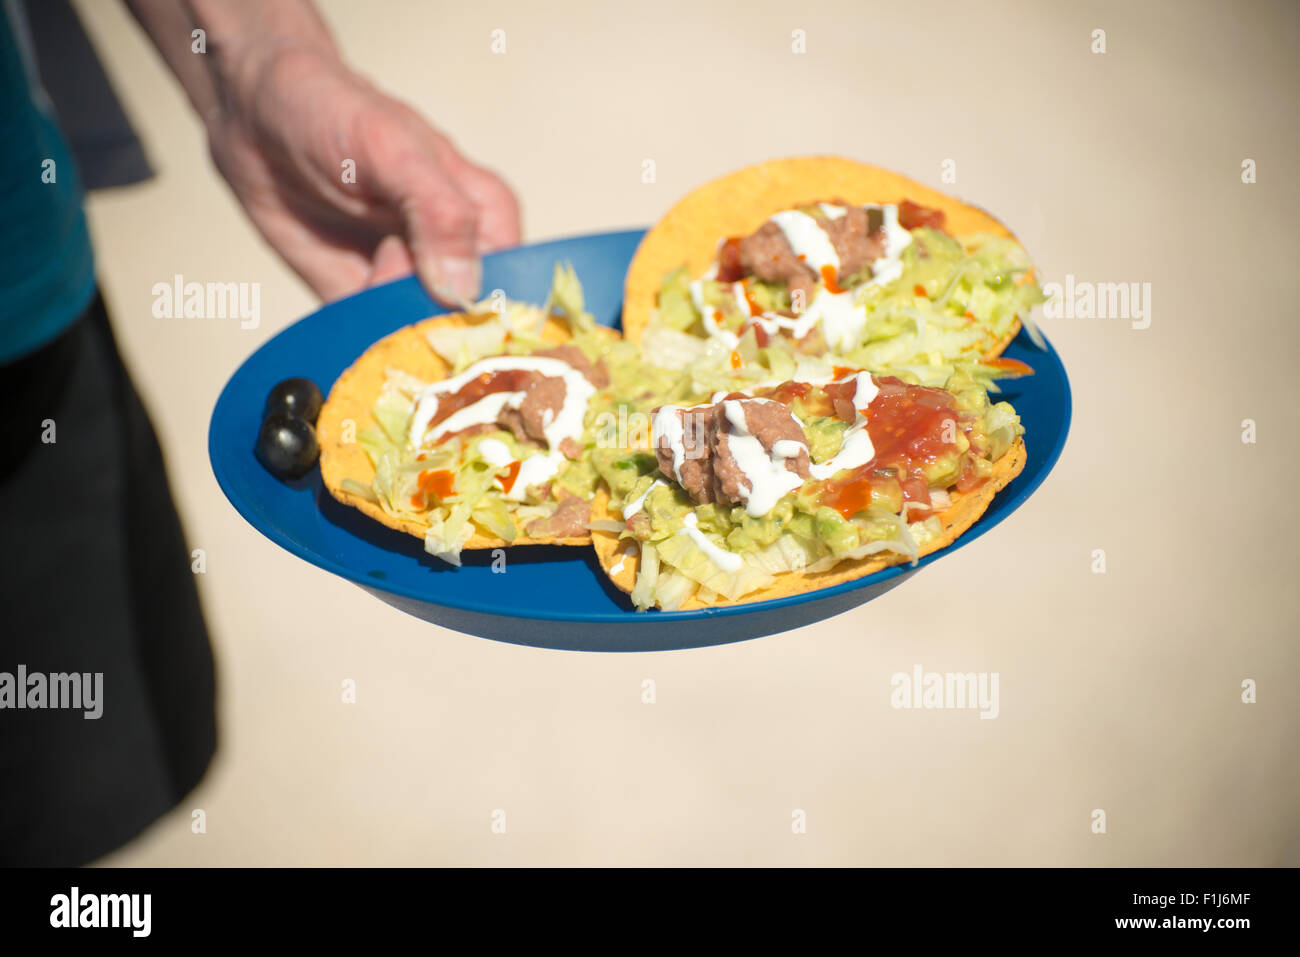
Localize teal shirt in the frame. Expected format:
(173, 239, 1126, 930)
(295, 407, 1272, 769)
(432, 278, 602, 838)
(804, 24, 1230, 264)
(0, 4, 96, 365)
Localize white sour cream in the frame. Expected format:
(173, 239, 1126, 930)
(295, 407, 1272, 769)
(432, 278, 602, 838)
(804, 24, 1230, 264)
(720, 398, 808, 517)
(689, 279, 740, 348)
(695, 203, 915, 352)
(770, 209, 839, 273)
(471, 437, 560, 501)
(863, 203, 912, 289)
(408, 355, 597, 458)
(622, 478, 666, 520)
(650, 403, 712, 486)
(473, 437, 513, 468)
(680, 512, 742, 572)
(808, 372, 879, 480)
(508, 451, 563, 501)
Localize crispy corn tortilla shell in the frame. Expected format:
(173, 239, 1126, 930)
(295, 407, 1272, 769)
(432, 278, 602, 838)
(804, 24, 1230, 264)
(622, 155, 1030, 356)
(590, 437, 1026, 610)
(317, 313, 616, 548)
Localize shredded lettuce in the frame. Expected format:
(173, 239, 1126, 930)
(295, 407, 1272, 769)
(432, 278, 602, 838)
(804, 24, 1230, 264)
(426, 317, 507, 370)
(424, 512, 474, 566)
(547, 261, 596, 334)
(372, 381, 414, 445)
(630, 542, 659, 610)
(655, 267, 699, 332)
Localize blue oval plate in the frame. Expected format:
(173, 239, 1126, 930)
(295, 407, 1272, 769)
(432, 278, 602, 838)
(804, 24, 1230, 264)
(210, 229, 1071, 651)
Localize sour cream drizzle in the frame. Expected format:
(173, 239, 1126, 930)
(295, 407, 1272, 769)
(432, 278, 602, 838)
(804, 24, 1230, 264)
(807, 372, 879, 480)
(770, 209, 840, 272)
(689, 279, 740, 348)
(695, 204, 914, 352)
(508, 452, 564, 501)
(652, 371, 880, 537)
(409, 355, 596, 452)
(470, 435, 557, 502)
(650, 403, 708, 486)
(475, 437, 513, 467)
(409, 355, 597, 502)
(622, 478, 666, 519)
(680, 513, 742, 571)
(720, 398, 808, 517)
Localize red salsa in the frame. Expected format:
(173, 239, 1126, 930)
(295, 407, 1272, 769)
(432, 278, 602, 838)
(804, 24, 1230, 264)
(411, 468, 456, 509)
(428, 369, 537, 430)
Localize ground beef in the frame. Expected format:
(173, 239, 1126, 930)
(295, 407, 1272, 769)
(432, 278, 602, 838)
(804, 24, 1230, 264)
(533, 343, 609, 387)
(818, 205, 885, 281)
(738, 221, 818, 307)
(525, 493, 591, 538)
(737, 204, 889, 299)
(654, 399, 809, 507)
(440, 347, 599, 460)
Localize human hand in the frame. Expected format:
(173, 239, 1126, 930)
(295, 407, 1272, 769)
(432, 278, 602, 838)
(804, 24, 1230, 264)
(203, 40, 520, 304)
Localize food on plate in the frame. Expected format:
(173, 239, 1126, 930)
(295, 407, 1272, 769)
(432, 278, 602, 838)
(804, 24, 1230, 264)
(265, 377, 324, 424)
(257, 412, 320, 480)
(587, 363, 1026, 611)
(298, 159, 1047, 615)
(256, 376, 324, 479)
(316, 265, 633, 564)
(623, 156, 1044, 386)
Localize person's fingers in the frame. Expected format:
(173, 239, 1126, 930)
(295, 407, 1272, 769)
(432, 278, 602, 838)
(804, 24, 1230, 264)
(367, 234, 415, 287)
(448, 162, 523, 254)
(243, 198, 373, 300)
(362, 112, 483, 303)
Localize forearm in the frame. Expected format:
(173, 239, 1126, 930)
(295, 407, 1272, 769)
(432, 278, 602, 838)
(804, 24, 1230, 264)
(124, 0, 219, 119)
(125, 0, 340, 124)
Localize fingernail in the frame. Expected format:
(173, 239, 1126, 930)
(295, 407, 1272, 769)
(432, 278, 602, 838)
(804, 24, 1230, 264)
(432, 256, 481, 302)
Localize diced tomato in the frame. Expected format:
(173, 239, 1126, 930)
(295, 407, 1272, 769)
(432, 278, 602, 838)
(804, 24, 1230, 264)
(759, 380, 827, 415)
(716, 237, 746, 282)
(820, 264, 845, 295)
(899, 472, 931, 507)
(499, 460, 523, 495)
(729, 350, 743, 370)
(898, 199, 947, 232)
(743, 320, 771, 347)
(953, 461, 979, 493)
(825, 478, 873, 519)
(411, 468, 456, 508)
(913, 284, 927, 298)
(823, 379, 865, 424)
(863, 377, 965, 470)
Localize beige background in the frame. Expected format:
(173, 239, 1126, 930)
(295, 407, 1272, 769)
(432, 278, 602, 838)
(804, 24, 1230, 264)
(73, 0, 1298, 865)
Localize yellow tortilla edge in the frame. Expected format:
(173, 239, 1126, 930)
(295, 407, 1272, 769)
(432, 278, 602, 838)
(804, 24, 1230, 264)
(590, 437, 1027, 610)
(316, 313, 615, 549)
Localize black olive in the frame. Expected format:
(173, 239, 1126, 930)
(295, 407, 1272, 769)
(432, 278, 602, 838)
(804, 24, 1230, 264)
(257, 414, 319, 479)
(265, 377, 323, 424)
